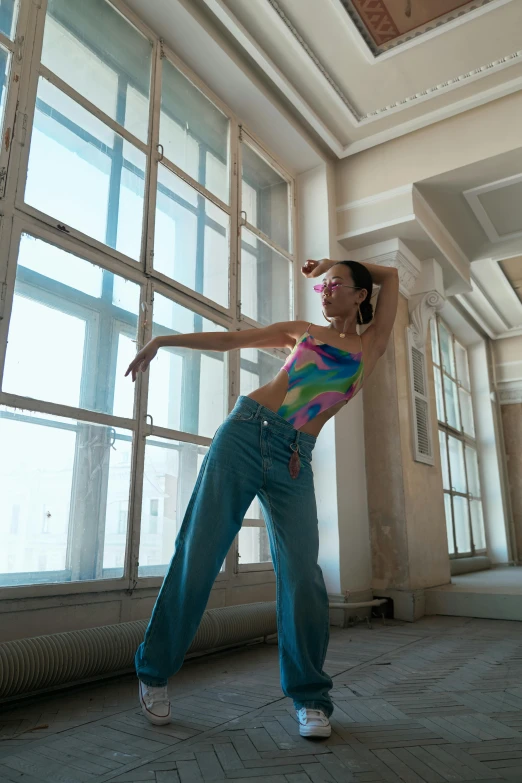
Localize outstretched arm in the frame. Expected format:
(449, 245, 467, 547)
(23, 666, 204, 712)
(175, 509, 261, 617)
(124, 320, 308, 382)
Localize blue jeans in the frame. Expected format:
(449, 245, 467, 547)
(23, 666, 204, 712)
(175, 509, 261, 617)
(135, 395, 334, 718)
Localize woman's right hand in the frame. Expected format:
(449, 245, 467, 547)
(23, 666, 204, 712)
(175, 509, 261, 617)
(125, 338, 159, 382)
(301, 259, 335, 278)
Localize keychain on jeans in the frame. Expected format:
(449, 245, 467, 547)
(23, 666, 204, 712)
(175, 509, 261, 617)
(289, 441, 301, 479)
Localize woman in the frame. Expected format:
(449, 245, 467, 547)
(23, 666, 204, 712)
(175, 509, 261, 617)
(125, 258, 399, 738)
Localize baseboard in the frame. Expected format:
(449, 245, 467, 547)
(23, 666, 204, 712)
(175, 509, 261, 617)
(450, 556, 491, 576)
(372, 588, 426, 622)
(328, 589, 373, 626)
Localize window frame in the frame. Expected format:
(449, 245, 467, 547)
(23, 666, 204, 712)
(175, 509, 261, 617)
(431, 314, 486, 559)
(0, 0, 297, 598)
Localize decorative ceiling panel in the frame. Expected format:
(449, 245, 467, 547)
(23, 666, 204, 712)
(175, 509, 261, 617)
(340, 0, 499, 54)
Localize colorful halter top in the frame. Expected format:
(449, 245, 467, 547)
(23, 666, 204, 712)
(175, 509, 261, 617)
(276, 323, 364, 429)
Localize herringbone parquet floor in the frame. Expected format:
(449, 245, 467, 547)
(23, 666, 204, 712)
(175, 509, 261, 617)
(2, 614, 522, 783)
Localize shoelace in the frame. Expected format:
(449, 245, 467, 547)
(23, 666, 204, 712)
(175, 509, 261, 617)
(143, 684, 169, 707)
(298, 708, 328, 724)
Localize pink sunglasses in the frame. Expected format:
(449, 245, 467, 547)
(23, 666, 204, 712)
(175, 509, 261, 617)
(313, 282, 362, 294)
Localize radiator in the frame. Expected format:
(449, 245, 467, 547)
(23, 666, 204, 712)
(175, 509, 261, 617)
(0, 601, 277, 701)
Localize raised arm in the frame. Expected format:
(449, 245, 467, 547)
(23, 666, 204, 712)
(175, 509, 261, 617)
(125, 320, 308, 382)
(360, 263, 399, 357)
(301, 257, 399, 357)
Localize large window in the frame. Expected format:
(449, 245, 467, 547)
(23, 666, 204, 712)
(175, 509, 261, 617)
(430, 317, 486, 558)
(0, 0, 295, 591)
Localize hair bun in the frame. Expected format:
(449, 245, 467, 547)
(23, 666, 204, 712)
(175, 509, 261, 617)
(358, 300, 374, 325)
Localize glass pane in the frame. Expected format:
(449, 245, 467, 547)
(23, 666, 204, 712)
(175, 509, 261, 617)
(238, 525, 272, 565)
(25, 78, 146, 261)
(0, 47, 10, 133)
(0, 0, 17, 40)
(148, 293, 227, 438)
(240, 348, 284, 397)
(448, 435, 466, 494)
(3, 234, 139, 418)
(241, 228, 292, 326)
(444, 492, 455, 555)
(434, 366, 444, 422)
(138, 436, 210, 577)
(160, 58, 229, 203)
(470, 499, 486, 551)
(439, 430, 450, 490)
(1, 407, 132, 586)
(430, 317, 439, 365)
(455, 341, 470, 391)
(465, 446, 481, 498)
(459, 388, 475, 437)
(245, 494, 262, 520)
(42, 0, 151, 142)
(154, 164, 229, 308)
(443, 374, 461, 430)
(454, 495, 471, 555)
(242, 143, 290, 251)
(439, 321, 455, 377)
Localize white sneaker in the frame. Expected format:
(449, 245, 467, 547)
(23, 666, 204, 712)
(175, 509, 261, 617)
(296, 707, 332, 738)
(139, 680, 171, 725)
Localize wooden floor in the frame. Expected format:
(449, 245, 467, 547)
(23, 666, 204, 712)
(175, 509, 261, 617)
(2, 614, 522, 783)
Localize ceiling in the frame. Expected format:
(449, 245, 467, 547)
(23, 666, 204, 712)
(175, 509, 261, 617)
(500, 256, 522, 305)
(341, 0, 495, 54)
(195, 0, 522, 157)
(417, 149, 522, 338)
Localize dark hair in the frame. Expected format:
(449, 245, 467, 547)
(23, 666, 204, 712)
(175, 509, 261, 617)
(332, 260, 374, 325)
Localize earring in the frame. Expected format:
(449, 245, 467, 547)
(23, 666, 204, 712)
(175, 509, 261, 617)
(357, 304, 362, 324)
(322, 309, 331, 323)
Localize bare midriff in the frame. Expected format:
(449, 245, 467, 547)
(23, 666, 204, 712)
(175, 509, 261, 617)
(246, 371, 348, 438)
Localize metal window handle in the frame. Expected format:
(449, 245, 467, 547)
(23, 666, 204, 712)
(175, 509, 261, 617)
(240, 210, 247, 226)
(156, 143, 164, 161)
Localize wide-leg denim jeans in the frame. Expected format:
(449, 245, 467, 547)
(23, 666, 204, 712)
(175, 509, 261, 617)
(135, 394, 334, 718)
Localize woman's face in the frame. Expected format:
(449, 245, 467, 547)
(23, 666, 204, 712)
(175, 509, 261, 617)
(320, 265, 366, 317)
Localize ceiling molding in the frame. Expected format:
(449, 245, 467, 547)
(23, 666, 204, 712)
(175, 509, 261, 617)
(471, 258, 522, 329)
(197, 0, 345, 156)
(464, 173, 522, 243)
(359, 50, 522, 122)
(338, 0, 510, 58)
(497, 383, 522, 404)
(266, 0, 361, 120)
(199, 0, 522, 157)
(266, 1, 522, 123)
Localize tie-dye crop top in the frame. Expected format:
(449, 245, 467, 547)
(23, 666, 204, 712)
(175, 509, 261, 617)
(276, 323, 364, 429)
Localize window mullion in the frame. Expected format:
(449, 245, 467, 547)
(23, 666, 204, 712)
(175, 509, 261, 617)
(143, 38, 161, 275)
(2, 0, 43, 210)
(232, 119, 241, 324)
(127, 276, 153, 593)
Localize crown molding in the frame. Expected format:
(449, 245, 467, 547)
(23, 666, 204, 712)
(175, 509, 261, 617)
(266, 0, 361, 120)
(265, 0, 522, 124)
(497, 382, 522, 405)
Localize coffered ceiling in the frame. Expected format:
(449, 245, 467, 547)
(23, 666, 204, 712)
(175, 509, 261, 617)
(195, 0, 521, 156)
(341, 0, 498, 55)
(417, 149, 522, 338)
